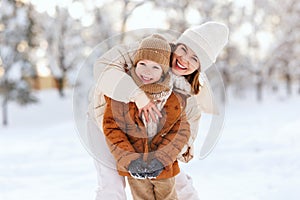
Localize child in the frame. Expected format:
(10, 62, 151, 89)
(102, 34, 191, 200)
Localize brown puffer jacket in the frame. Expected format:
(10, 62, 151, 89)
(102, 92, 191, 180)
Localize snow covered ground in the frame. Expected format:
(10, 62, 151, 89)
(1, 88, 300, 200)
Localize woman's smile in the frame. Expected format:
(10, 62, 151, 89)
(175, 60, 188, 70)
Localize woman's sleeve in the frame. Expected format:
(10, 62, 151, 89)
(93, 43, 150, 109)
(195, 73, 219, 114)
(185, 96, 202, 144)
(175, 96, 201, 163)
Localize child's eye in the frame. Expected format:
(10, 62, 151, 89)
(139, 62, 146, 66)
(153, 66, 161, 70)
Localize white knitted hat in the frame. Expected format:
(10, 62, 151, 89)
(176, 21, 229, 71)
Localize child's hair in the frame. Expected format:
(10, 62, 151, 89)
(170, 43, 201, 95)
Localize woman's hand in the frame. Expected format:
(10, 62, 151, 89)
(138, 101, 162, 123)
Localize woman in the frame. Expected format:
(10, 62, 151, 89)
(88, 21, 229, 199)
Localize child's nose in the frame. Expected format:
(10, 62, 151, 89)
(143, 68, 151, 74)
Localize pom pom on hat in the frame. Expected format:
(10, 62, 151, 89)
(176, 21, 229, 71)
(134, 34, 171, 74)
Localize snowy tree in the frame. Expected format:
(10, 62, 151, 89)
(264, 0, 300, 96)
(0, 0, 37, 126)
(41, 6, 85, 97)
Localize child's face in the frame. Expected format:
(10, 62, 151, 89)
(135, 60, 163, 84)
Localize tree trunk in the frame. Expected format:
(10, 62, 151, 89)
(56, 76, 65, 98)
(256, 71, 263, 102)
(120, 0, 130, 43)
(285, 72, 292, 96)
(257, 80, 263, 101)
(298, 76, 300, 95)
(2, 97, 8, 126)
(221, 68, 230, 103)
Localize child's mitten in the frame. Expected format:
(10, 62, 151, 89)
(128, 158, 147, 179)
(146, 158, 164, 179)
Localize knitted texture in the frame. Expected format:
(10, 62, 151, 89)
(130, 67, 172, 99)
(176, 21, 229, 71)
(134, 34, 171, 74)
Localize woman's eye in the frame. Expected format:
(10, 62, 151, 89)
(153, 66, 160, 70)
(192, 57, 198, 63)
(139, 62, 146, 66)
(181, 46, 187, 52)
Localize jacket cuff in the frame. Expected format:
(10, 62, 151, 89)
(134, 92, 150, 109)
(118, 153, 141, 171)
(154, 150, 174, 168)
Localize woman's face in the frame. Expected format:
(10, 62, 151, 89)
(135, 60, 163, 84)
(171, 44, 200, 76)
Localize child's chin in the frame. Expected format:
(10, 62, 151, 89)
(142, 81, 153, 84)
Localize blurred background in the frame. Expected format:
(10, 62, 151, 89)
(1, 0, 300, 200)
(0, 0, 299, 126)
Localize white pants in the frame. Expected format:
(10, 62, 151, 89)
(87, 117, 200, 200)
(94, 160, 200, 200)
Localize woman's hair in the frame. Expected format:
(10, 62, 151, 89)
(170, 43, 201, 95)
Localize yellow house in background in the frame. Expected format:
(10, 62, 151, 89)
(0, 63, 67, 90)
(25, 75, 67, 90)
(24, 65, 67, 90)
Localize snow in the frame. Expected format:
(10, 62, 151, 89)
(1, 88, 300, 200)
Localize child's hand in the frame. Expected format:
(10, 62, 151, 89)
(146, 158, 164, 179)
(138, 101, 162, 123)
(128, 158, 148, 179)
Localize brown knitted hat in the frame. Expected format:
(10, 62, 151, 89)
(134, 34, 171, 74)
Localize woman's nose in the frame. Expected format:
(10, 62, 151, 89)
(180, 55, 189, 65)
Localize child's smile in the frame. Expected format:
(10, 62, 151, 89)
(135, 60, 163, 84)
